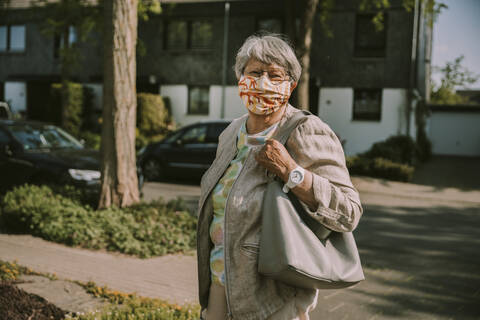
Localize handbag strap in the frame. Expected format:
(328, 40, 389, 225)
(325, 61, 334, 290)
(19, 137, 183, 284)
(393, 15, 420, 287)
(272, 108, 333, 240)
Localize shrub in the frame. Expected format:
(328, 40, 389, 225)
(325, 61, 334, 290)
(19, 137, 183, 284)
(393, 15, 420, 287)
(347, 156, 414, 182)
(78, 130, 101, 150)
(362, 135, 417, 165)
(137, 93, 172, 136)
(0, 184, 197, 258)
(50, 82, 84, 137)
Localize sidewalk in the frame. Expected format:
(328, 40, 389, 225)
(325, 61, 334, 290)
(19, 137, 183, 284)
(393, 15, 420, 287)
(1, 175, 479, 318)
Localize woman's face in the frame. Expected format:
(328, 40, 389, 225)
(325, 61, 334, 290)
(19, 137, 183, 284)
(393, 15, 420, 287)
(243, 58, 289, 84)
(238, 58, 297, 116)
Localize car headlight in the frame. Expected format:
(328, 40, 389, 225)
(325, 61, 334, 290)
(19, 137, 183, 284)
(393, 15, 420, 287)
(68, 169, 101, 181)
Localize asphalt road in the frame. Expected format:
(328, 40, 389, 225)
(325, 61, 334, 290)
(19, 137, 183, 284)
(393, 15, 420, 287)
(142, 179, 480, 319)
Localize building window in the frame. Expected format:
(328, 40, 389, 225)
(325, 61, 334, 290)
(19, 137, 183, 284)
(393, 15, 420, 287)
(166, 20, 212, 50)
(191, 21, 213, 49)
(0, 25, 26, 52)
(54, 26, 77, 59)
(354, 14, 386, 58)
(166, 20, 188, 50)
(257, 18, 283, 33)
(353, 89, 382, 121)
(188, 86, 209, 115)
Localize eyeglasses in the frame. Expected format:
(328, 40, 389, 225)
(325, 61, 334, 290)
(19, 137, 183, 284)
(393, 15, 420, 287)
(243, 70, 290, 85)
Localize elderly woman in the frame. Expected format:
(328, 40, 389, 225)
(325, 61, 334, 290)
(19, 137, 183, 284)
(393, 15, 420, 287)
(197, 34, 362, 320)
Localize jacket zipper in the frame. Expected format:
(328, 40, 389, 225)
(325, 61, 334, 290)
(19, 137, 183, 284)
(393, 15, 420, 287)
(223, 148, 252, 320)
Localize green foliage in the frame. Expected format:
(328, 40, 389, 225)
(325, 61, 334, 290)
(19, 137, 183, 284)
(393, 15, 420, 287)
(138, 0, 162, 21)
(137, 93, 172, 136)
(50, 82, 84, 136)
(362, 135, 417, 165)
(0, 185, 197, 258)
(431, 55, 479, 104)
(0, 260, 58, 281)
(68, 291, 200, 320)
(346, 156, 414, 182)
(78, 130, 101, 150)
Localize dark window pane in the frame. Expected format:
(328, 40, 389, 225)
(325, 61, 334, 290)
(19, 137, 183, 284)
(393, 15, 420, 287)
(167, 20, 187, 50)
(0, 26, 7, 51)
(354, 14, 386, 57)
(207, 123, 228, 143)
(191, 21, 213, 49)
(188, 86, 209, 115)
(0, 129, 10, 144)
(10, 25, 25, 52)
(257, 18, 282, 33)
(353, 89, 382, 121)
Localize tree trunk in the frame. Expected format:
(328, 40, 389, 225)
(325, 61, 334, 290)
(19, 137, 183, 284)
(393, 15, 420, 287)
(296, 0, 319, 111)
(99, 0, 139, 208)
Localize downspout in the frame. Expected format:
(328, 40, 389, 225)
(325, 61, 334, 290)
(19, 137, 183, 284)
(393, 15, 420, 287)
(220, 1, 230, 119)
(407, 0, 420, 136)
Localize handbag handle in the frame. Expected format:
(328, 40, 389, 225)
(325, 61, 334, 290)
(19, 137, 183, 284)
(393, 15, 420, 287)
(271, 108, 333, 240)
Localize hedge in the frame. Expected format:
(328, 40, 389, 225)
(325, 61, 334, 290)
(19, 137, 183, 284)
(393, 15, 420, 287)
(137, 93, 172, 136)
(0, 184, 197, 258)
(346, 156, 414, 182)
(50, 82, 85, 137)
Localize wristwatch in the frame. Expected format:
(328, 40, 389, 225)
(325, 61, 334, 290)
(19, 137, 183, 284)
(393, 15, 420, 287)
(282, 166, 305, 193)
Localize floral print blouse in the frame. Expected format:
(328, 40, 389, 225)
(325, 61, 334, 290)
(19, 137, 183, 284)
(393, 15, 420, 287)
(209, 119, 279, 285)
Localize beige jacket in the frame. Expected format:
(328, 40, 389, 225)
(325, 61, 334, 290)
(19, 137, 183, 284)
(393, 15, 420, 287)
(196, 105, 363, 320)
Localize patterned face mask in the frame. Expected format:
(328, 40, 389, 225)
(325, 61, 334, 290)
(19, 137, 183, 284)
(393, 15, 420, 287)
(238, 75, 291, 115)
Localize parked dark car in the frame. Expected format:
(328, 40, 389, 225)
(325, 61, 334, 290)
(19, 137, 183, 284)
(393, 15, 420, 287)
(0, 119, 143, 193)
(138, 120, 230, 181)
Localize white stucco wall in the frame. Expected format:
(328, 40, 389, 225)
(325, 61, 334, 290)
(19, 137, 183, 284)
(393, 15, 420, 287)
(428, 111, 480, 156)
(160, 85, 245, 126)
(4, 81, 27, 113)
(317, 87, 408, 156)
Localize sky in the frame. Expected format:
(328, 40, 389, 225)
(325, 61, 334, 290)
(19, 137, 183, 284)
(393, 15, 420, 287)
(431, 0, 480, 89)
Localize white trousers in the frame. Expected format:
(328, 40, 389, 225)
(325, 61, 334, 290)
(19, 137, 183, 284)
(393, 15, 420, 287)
(203, 283, 310, 320)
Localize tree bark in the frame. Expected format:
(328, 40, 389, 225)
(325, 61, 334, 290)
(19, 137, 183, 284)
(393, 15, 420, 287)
(99, 0, 139, 208)
(296, 0, 319, 111)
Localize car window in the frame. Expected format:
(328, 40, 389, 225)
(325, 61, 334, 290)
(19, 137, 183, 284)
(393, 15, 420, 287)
(0, 129, 10, 144)
(8, 125, 83, 150)
(180, 125, 207, 144)
(163, 130, 184, 144)
(206, 123, 228, 143)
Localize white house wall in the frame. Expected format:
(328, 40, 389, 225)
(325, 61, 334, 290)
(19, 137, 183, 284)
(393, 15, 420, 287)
(4, 81, 26, 113)
(318, 88, 408, 156)
(160, 85, 245, 126)
(428, 111, 480, 156)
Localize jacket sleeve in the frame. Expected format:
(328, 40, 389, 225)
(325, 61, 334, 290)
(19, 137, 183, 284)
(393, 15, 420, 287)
(286, 116, 363, 232)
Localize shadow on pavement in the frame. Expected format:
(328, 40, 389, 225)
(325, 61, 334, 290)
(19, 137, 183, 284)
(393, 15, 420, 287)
(349, 203, 480, 319)
(412, 156, 480, 192)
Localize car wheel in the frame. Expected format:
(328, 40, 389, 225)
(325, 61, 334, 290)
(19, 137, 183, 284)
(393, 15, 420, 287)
(142, 158, 164, 181)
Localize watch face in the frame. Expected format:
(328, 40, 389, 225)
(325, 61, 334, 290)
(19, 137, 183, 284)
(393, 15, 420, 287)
(291, 170, 303, 184)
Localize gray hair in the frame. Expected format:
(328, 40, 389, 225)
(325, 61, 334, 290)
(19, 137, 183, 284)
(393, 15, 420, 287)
(234, 34, 302, 82)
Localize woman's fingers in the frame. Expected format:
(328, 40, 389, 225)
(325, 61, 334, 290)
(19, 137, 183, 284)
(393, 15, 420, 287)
(255, 139, 297, 181)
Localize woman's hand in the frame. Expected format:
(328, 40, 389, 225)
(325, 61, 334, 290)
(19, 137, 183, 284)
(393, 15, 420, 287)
(256, 138, 318, 211)
(255, 139, 298, 182)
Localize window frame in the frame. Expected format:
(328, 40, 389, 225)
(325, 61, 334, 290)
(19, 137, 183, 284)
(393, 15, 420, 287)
(353, 13, 387, 58)
(0, 24, 26, 53)
(164, 19, 213, 51)
(187, 85, 210, 115)
(352, 88, 383, 122)
(255, 17, 283, 34)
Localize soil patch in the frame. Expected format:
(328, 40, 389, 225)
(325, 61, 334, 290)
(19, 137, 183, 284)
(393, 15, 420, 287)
(0, 281, 66, 320)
